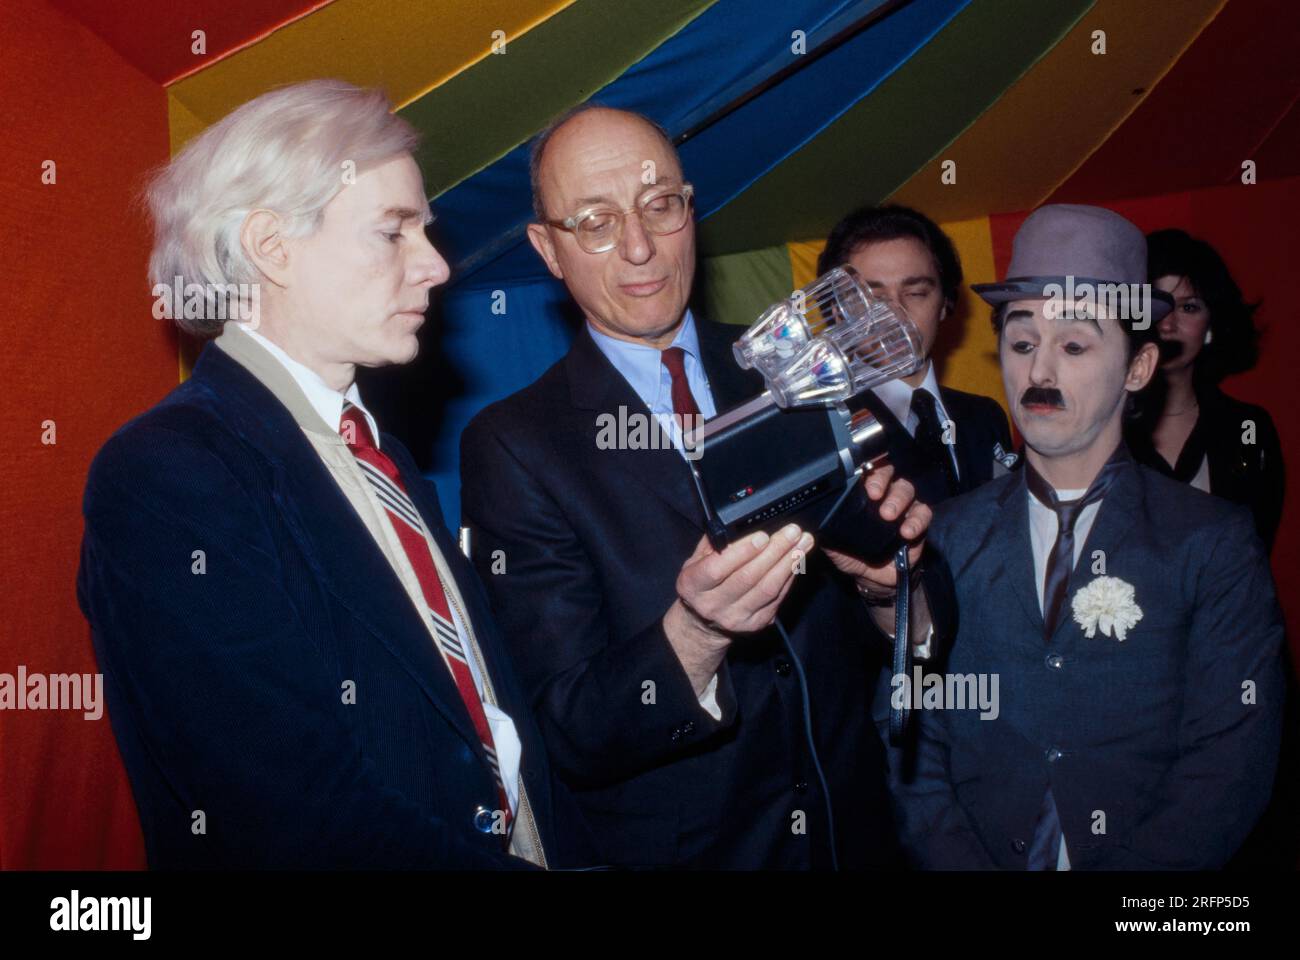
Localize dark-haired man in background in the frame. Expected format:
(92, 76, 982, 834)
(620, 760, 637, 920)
(819, 205, 1015, 507)
(819, 205, 1014, 769)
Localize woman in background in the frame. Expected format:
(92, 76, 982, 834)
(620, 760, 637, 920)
(1131, 228, 1293, 870)
(1128, 228, 1284, 551)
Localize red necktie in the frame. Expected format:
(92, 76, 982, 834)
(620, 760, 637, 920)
(339, 401, 511, 835)
(660, 347, 701, 421)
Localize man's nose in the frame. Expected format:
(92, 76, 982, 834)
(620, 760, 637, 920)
(1028, 345, 1057, 384)
(412, 231, 451, 287)
(618, 211, 655, 265)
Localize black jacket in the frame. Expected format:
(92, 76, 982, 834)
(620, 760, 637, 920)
(460, 319, 902, 869)
(850, 381, 1014, 507)
(1127, 384, 1284, 551)
(78, 337, 592, 869)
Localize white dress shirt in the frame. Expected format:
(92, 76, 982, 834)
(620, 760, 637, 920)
(1026, 480, 1102, 872)
(870, 361, 961, 480)
(237, 323, 523, 814)
(586, 311, 723, 718)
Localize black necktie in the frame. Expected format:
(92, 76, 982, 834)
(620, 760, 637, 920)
(910, 389, 959, 499)
(1023, 444, 1128, 639)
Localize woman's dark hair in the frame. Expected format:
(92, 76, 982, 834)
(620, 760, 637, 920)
(1146, 228, 1261, 385)
(817, 204, 963, 310)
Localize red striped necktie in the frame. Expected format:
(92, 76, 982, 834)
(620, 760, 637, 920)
(339, 400, 511, 836)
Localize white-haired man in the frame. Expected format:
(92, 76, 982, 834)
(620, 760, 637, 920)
(77, 80, 590, 869)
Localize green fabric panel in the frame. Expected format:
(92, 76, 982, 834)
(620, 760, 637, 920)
(698, 0, 1094, 254)
(401, 0, 718, 197)
(698, 244, 795, 328)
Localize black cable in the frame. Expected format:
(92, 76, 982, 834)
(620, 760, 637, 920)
(774, 616, 839, 872)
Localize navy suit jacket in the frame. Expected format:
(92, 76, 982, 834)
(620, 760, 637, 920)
(77, 338, 589, 869)
(460, 319, 898, 870)
(897, 453, 1285, 869)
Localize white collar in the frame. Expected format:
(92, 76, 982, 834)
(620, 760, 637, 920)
(235, 324, 379, 447)
(871, 360, 948, 431)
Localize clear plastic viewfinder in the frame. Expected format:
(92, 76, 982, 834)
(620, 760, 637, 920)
(767, 300, 921, 407)
(732, 265, 874, 376)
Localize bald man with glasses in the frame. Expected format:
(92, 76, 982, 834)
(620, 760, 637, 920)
(460, 105, 936, 870)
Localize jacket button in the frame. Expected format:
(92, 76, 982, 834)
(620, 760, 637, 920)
(472, 805, 495, 834)
(682, 720, 695, 735)
(775, 659, 792, 677)
(1012, 838, 1026, 853)
(1046, 746, 1063, 763)
(794, 781, 808, 795)
(1046, 654, 1064, 670)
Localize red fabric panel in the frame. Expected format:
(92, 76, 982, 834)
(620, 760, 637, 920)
(49, 0, 331, 85)
(1050, 0, 1300, 205)
(989, 178, 1300, 669)
(1, 0, 174, 868)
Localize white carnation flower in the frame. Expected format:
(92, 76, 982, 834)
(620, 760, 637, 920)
(1071, 576, 1143, 641)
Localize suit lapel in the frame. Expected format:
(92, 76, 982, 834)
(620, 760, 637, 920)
(695, 318, 765, 411)
(941, 389, 981, 489)
(994, 473, 1046, 637)
(566, 326, 710, 527)
(194, 341, 484, 753)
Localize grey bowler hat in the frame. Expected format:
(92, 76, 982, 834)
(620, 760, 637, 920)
(971, 204, 1172, 322)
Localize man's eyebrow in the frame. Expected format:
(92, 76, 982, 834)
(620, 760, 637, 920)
(1004, 309, 1035, 324)
(571, 178, 684, 209)
(379, 206, 435, 226)
(901, 276, 937, 287)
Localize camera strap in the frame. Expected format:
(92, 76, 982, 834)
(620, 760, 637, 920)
(889, 543, 912, 746)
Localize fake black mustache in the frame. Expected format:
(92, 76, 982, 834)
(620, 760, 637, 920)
(1021, 386, 1065, 408)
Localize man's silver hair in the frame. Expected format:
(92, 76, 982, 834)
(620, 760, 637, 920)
(146, 79, 420, 337)
(529, 104, 676, 221)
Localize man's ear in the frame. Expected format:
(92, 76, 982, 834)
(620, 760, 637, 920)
(526, 222, 565, 281)
(241, 209, 290, 287)
(1125, 340, 1160, 393)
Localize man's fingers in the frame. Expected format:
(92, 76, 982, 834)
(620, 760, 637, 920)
(878, 477, 916, 522)
(688, 527, 773, 590)
(899, 500, 932, 541)
(864, 463, 895, 500)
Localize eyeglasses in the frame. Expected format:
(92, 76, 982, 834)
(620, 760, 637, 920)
(543, 184, 694, 254)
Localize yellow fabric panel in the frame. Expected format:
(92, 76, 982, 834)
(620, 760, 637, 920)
(888, 0, 1226, 222)
(786, 216, 1009, 421)
(167, 0, 576, 152)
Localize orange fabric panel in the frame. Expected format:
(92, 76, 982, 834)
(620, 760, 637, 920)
(989, 178, 1300, 667)
(1, 0, 174, 868)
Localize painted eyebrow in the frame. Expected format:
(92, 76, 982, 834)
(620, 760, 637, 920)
(378, 206, 435, 226)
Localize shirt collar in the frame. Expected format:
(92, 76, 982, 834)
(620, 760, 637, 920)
(587, 309, 703, 411)
(871, 359, 947, 429)
(236, 324, 378, 446)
